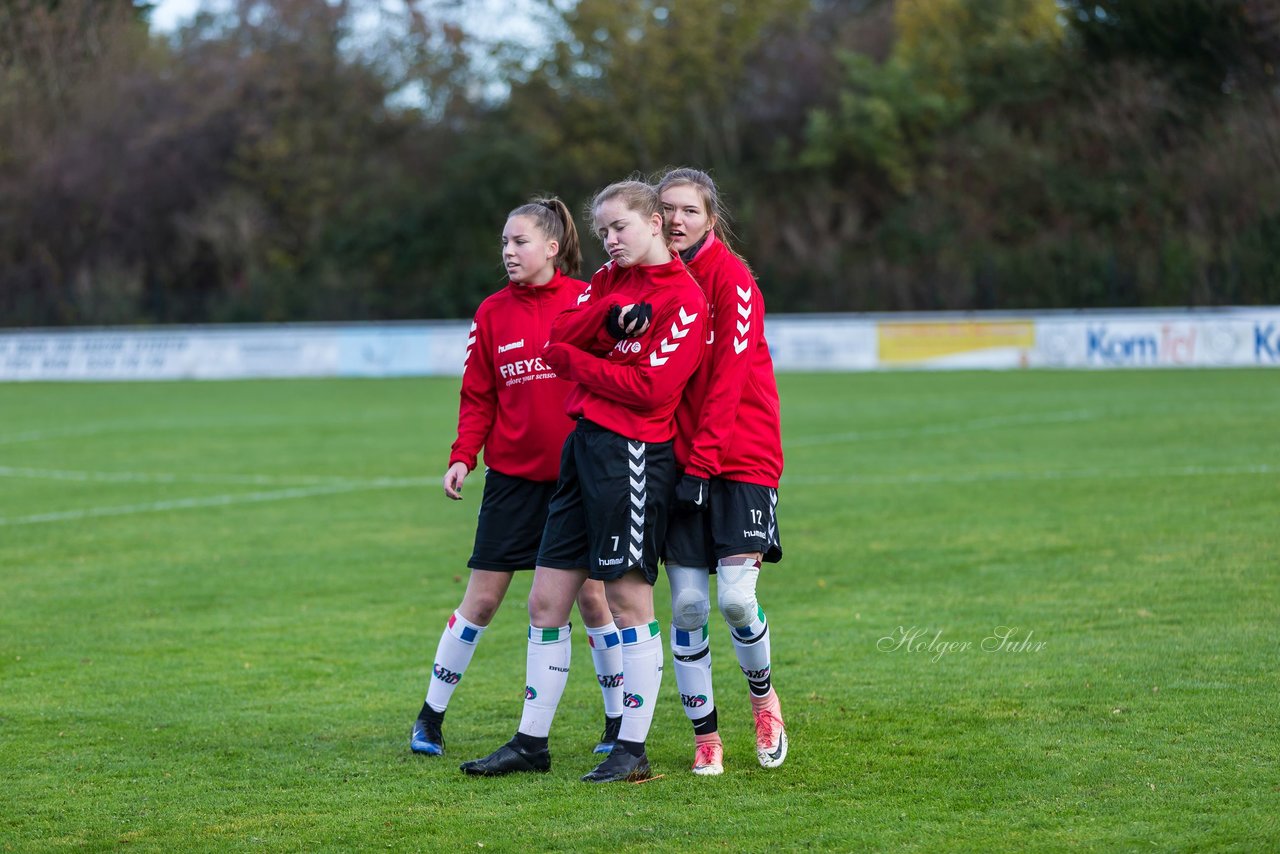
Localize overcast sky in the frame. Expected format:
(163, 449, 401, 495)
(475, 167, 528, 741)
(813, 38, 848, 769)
(149, 0, 202, 31)
(147, 0, 547, 42)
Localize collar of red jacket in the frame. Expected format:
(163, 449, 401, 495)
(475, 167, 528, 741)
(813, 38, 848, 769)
(635, 253, 696, 287)
(507, 269, 572, 298)
(686, 230, 721, 271)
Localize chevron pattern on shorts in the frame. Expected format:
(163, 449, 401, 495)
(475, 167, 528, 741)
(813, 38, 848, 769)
(628, 441, 646, 566)
(767, 488, 778, 545)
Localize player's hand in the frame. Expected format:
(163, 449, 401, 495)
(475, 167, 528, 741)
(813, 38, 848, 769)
(443, 462, 469, 500)
(605, 302, 652, 339)
(619, 302, 652, 336)
(542, 342, 573, 374)
(674, 474, 709, 513)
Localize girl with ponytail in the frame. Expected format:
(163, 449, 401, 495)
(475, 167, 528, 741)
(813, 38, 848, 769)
(408, 197, 625, 759)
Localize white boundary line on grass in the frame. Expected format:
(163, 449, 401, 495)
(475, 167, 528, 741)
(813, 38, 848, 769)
(0, 477, 432, 526)
(0, 465, 361, 486)
(783, 463, 1278, 486)
(3, 462, 1272, 527)
(0, 411, 410, 447)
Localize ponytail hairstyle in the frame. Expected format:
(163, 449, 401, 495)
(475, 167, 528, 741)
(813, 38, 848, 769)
(588, 179, 663, 226)
(656, 167, 755, 275)
(508, 196, 581, 277)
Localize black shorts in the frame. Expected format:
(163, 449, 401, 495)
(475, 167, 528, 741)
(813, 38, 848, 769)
(537, 420, 677, 584)
(467, 469, 557, 571)
(664, 477, 783, 568)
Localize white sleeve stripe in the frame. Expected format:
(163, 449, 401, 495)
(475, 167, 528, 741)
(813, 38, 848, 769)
(648, 304, 699, 367)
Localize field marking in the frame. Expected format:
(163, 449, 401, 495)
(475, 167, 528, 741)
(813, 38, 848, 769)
(783, 463, 1278, 487)
(0, 411, 414, 447)
(0, 417, 293, 447)
(786, 410, 1100, 448)
(0, 477, 432, 527)
(0, 465, 359, 487)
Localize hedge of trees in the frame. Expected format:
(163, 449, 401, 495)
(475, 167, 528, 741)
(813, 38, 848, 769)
(2, 0, 1277, 326)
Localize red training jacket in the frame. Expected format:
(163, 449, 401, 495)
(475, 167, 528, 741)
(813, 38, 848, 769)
(543, 256, 707, 443)
(449, 271, 588, 482)
(674, 233, 783, 487)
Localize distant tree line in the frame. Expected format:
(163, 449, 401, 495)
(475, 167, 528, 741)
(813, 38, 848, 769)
(1, 0, 1277, 326)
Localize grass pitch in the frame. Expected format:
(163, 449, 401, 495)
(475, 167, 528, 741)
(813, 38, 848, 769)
(1, 370, 1277, 851)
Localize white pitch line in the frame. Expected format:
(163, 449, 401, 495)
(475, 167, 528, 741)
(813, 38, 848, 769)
(0, 417, 288, 447)
(782, 463, 1278, 487)
(0, 466, 433, 488)
(0, 478, 433, 527)
(785, 409, 1100, 449)
(0, 411, 412, 447)
(0, 466, 345, 486)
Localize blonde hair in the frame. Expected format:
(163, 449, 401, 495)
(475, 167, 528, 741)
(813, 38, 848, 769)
(589, 180, 662, 222)
(508, 196, 582, 277)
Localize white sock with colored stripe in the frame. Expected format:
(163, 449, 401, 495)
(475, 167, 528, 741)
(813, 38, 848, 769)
(719, 558, 772, 698)
(585, 622, 624, 718)
(518, 624, 572, 738)
(617, 621, 663, 744)
(730, 608, 772, 698)
(424, 611, 485, 713)
(671, 621, 715, 723)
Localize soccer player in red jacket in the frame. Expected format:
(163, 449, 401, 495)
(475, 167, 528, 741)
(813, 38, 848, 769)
(410, 198, 625, 758)
(461, 180, 708, 783)
(658, 168, 788, 776)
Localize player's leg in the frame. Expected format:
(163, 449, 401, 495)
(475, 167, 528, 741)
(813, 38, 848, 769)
(717, 551, 786, 766)
(713, 481, 787, 768)
(520, 565, 589, 739)
(415, 468, 548, 756)
(581, 433, 675, 783)
(411, 569, 514, 755)
(460, 429, 592, 776)
(458, 564, 586, 776)
(582, 569, 660, 783)
(667, 562, 723, 775)
(575, 579, 623, 754)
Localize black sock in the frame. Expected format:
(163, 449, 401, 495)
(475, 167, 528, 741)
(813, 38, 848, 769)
(515, 731, 548, 753)
(417, 704, 444, 725)
(691, 709, 719, 736)
(617, 738, 645, 757)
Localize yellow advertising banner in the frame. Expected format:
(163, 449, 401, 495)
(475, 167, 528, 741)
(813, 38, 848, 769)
(878, 320, 1036, 365)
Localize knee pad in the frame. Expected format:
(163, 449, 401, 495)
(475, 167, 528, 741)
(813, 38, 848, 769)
(667, 565, 711, 631)
(716, 558, 761, 628)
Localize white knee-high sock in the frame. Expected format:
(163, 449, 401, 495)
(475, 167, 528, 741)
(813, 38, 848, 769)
(617, 621, 663, 745)
(585, 622, 624, 718)
(671, 622, 715, 724)
(518, 624, 572, 738)
(730, 607, 772, 698)
(424, 611, 486, 713)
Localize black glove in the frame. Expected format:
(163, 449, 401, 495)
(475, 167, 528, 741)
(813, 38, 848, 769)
(673, 474, 709, 513)
(605, 302, 653, 339)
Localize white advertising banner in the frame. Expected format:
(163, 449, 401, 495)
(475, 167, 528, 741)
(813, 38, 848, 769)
(0, 324, 472, 381)
(2, 309, 1277, 381)
(1028, 310, 1280, 369)
(764, 315, 879, 371)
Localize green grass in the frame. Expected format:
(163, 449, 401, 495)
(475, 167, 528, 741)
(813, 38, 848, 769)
(1, 371, 1278, 852)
